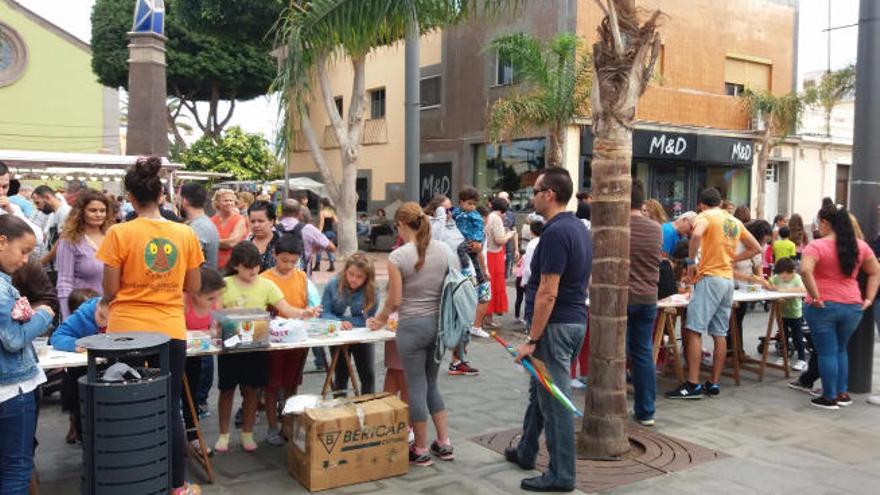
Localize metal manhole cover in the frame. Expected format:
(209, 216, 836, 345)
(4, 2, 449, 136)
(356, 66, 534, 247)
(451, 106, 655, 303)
(472, 424, 726, 493)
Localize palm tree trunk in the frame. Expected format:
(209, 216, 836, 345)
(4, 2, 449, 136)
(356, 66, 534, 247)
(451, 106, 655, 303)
(579, 125, 631, 459)
(754, 129, 771, 220)
(547, 128, 564, 167)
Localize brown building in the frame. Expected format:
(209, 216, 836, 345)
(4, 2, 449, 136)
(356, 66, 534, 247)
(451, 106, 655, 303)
(289, 0, 798, 215)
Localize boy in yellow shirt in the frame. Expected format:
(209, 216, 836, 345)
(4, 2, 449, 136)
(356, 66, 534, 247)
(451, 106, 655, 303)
(772, 226, 797, 262)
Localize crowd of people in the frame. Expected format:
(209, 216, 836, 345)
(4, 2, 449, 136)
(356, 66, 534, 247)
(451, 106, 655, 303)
(3, 153, 880, 493)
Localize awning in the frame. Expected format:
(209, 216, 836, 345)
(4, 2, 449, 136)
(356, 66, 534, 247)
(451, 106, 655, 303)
(0, 149, 183, 170)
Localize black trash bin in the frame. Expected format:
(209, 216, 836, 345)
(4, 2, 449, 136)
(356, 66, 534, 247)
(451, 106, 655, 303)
(78, 332, 172, 495)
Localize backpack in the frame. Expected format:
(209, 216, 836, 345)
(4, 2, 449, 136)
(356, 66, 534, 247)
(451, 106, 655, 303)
(278, 221, 307, 248)
(434, 246, 479, 363)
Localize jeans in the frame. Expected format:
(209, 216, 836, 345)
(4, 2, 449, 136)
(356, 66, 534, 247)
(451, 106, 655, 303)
(314, 231, 336, 266)
(627, 304, 658, 421)
(0, 390, 37, 494)
(516, 322, 584, 488)
(804, 302, 863, 400)
(332, 343, 376, 395)
(196, 356, 213, 406)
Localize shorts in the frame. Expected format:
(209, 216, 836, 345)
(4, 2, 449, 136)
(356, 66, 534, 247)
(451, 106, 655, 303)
(686, 275, 734, 337)
(463, 265, 492, 303)
(267, 349, 308, 393)
(217, 352, 269, 390)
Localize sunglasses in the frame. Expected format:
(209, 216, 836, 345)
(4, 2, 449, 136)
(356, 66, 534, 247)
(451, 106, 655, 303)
(533, 186, 554, 195)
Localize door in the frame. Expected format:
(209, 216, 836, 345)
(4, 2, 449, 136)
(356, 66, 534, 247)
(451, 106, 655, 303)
(836, 164, 850, 207)
(356, 177, 368, 213)
(651, 163, 689, 217)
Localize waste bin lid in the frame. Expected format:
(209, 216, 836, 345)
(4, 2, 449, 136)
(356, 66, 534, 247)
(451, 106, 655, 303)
(77, 332, 170, 353)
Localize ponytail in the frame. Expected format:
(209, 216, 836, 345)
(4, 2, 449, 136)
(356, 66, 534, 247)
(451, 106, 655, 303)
(395, 201, 432, 272)
(818, 204, 859, 276)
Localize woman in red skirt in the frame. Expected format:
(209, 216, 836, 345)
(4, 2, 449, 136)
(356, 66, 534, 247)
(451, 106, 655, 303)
(484, 198, 516, 327)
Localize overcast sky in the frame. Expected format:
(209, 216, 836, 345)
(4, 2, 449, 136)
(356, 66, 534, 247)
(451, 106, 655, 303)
(15, 0, 863, 145)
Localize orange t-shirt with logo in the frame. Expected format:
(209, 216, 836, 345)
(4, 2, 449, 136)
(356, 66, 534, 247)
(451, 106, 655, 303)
(697, 208, 745, 280)
(261, 269, 308, 310)
(96, 218, 205, 340)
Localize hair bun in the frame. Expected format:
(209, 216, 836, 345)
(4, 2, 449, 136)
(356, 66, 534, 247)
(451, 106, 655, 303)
(136, 156, 162, 177)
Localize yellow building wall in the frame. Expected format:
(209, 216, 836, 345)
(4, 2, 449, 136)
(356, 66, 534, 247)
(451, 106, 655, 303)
(0, 2, 111, 153)
(288, 31, 441, 202)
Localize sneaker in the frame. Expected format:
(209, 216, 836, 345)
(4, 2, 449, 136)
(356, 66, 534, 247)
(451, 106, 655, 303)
(836, 393, 853, 407)
(429, 440, 454, 461)
(482, 319, 500, 330)
(241, 432, 258, 452)
(703, 381, 720, 397)
(787, 381, 813, 394)
(470, 327, 491, 338)
(515, 318, 527, 326)
(214, 434, 230, 454)
(188, 439, 213, 456)
(665, 382, 704, 400)
(867, 395, 880, 406)
(266, 429, 285, 447)
(810, 397, 839, 410)
(792, 360, 808, 372)
(570, 378, 586, 390)
(810, 387, 823, 397)
(196, 405, 211, 420)
(409, 445, 433, 467)
(448, 361, 480, 376)
(634, 415, 655, 427)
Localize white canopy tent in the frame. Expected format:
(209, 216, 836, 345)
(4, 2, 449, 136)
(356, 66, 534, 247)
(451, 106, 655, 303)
(269, 177, 328, 197)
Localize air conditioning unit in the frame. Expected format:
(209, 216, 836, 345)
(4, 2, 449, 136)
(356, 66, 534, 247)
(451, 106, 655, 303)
(751, 111, 766, 131)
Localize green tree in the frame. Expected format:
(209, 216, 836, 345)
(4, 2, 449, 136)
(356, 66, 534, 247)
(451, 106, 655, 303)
(740, 89, 807, 219)
(580, 0, 662, 459)
(91, 0, 283, 141)
(486, 32, 592, 167)
(805, 65, 856, 137)
(181, 127, 279, 181)
(274, 0, 520, 257)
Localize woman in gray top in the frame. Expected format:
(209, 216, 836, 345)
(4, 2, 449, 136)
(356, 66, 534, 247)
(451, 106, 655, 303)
(368, 202, 455, 467)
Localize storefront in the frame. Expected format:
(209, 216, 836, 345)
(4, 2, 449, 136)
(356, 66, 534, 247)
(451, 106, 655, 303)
(473, 137, 546, 212)
(581, 128, 754, 216)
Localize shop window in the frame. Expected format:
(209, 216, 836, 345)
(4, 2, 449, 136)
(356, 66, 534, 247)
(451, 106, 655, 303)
(836, 164, 850, 207)
(369, 88, 386, 118)
(496, 49, 514, 86)
(701, 166, 750, 209)
(724, 55, 771, 94)
(333, 96, 343, 116)
(420, 76, 441, 108)
(474, 138, 546, 211)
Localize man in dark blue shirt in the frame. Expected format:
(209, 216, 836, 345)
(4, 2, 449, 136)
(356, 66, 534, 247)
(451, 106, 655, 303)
(506, 167, 591, 492)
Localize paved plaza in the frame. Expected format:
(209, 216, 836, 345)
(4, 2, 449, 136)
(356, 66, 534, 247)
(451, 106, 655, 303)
(33, 275, 880, 494)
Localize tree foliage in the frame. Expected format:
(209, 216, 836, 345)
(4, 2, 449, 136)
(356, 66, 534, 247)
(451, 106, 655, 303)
(486, 32, 592, 166)
(91, 0, 283, 139)
(804, 65, 856, 136)
(741, 89, 806, 144)
(181, 127, 280, 181)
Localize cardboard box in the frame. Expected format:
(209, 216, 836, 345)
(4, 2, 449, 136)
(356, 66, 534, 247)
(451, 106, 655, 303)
(285, 393, 409, 492)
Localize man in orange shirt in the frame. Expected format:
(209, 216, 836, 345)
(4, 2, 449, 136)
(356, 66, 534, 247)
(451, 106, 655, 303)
(666, 188, 761, 400)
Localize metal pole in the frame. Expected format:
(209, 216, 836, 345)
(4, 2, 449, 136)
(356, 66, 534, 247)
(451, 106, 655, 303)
(404, 11, 421, 203)
(847, 0, 880, 393)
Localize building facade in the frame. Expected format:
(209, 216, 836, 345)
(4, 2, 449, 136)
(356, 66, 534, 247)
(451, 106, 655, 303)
(0, 0, 120, 154)
(288, 0, 798, 215)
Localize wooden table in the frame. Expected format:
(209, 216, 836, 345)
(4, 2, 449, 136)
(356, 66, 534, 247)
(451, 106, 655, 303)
(38, 328, 396, 484)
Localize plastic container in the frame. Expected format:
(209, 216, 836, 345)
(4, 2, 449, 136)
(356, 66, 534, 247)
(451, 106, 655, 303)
(186, 330, 212, 352)
(305, 319, 339, 338)
(211, 308, 271, 349)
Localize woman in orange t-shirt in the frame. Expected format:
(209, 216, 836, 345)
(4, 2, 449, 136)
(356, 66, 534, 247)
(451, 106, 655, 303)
(96, 157, 204, 495)
(211, 189, 248, 269)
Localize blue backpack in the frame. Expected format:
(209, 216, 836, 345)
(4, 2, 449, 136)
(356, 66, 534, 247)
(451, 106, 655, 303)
(434, 246, 478, 363)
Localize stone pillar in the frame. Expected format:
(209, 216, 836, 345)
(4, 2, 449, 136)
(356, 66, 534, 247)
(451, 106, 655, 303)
(562, 124, 582, 211)
(126, 32, 168, 157)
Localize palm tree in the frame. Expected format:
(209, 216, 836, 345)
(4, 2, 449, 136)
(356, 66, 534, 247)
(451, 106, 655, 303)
(806, 65, 856, 137)
(273, 0, 520, 257)
(740, 89, 806, 220)
(486, 33, 592, 167)
(579, 0, 662, 460)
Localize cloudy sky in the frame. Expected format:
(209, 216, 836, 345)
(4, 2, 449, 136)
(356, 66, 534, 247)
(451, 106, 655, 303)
(15, 0, 863, 145)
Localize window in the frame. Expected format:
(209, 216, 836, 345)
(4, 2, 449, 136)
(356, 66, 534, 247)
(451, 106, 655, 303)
(496, 49, 514, 86)
(725, 82, 744, 97)
(724, 55, 771, 94)
(369, 88, 386, 118)
(0, 24, 28, 88)
(333, 96, 343, 116)
(420, 76, 441, 108)
(474, 138, 546, 211)
(836, 164, 850, 207)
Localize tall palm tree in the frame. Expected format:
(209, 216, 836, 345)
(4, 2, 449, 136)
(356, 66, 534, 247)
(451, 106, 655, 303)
(579, 0, 662, 460)
(486, 33, 592, 167)
(806, 65, 856, 137)
(740, 89, 806, 220)
(273, 0, 521, 257)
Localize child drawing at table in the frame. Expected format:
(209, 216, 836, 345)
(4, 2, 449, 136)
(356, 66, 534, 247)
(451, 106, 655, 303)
(0, 215, 55, 492)
(321, 253, 380, 396)
(183, 266, 225, 453)
(215, 242, 316, 454)
(260, 234, 321, 447)
(50, 288, 104, 444)
(768, 257, 808, 371)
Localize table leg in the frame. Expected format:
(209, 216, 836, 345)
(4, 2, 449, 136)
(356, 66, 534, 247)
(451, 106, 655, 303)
(341, 346, 361, 396)
(652, 311, 668, 364)
(183, 376, 214, 483)
(728, 305, 742, 386)
(757, 303, 778, 381)
(669, 310, 684, 383)
(776, 302, 791, 378)
(321, 346, 344, 396)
